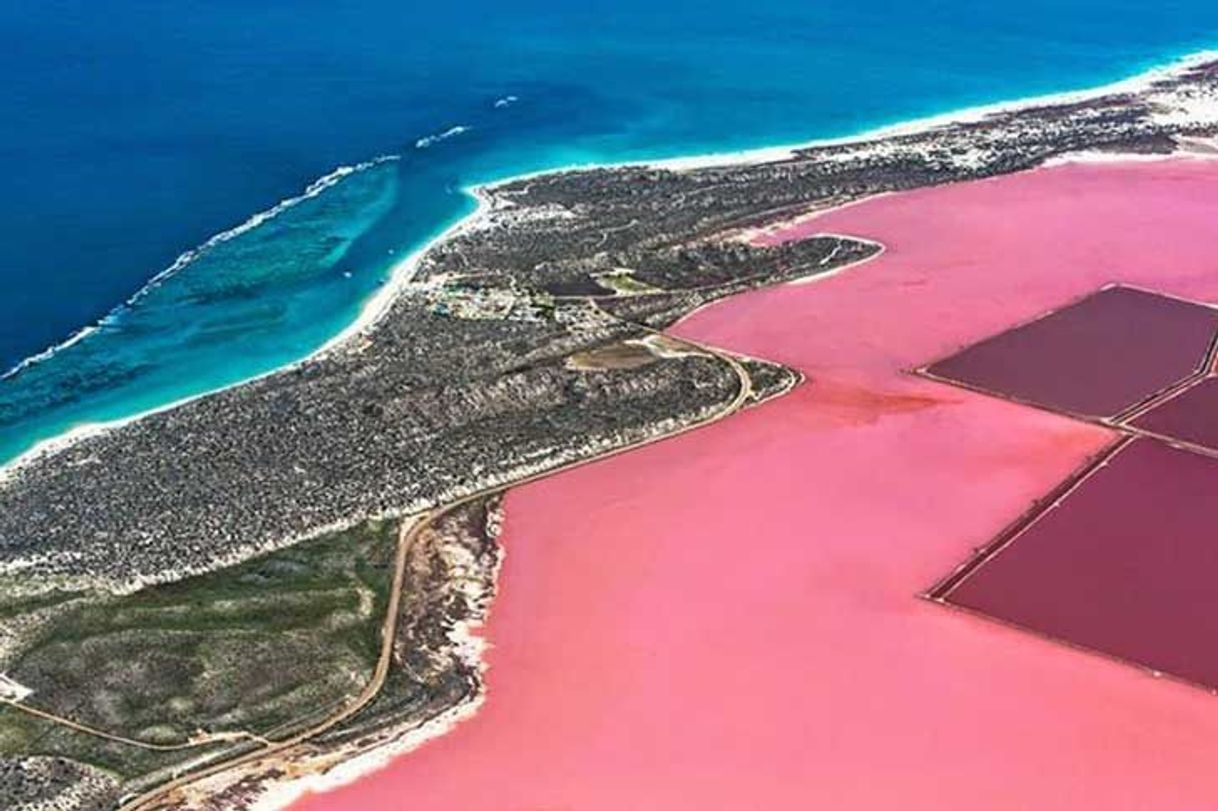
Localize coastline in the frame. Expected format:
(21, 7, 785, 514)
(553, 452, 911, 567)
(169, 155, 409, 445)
(2, 47, 1216, 483)
(0, 189, 485, 486)
(4, 39, 1218, 810)
(472, 47, 1218, 179)
(288, 155, 1218, 811)
(0, 156, 399, 385)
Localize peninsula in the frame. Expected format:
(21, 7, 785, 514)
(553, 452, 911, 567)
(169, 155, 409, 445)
(1, 57, 1217, 810)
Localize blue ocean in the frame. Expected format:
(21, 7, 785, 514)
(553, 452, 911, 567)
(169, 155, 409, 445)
(3, 0, 1217, 463)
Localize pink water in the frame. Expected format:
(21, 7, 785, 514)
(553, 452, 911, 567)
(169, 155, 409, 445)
(1134, 375, 1218, 451)
(295, 160, 1218, 811)
(924, 285, 1218, 418)
(948, 437, 1218, 691)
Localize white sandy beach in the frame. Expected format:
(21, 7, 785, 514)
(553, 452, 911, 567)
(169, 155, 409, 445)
(3, 48, 1217, 484)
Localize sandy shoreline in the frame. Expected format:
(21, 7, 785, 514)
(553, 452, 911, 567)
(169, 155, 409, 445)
(2, 48, 1216, 483)
(291, 156, 1218, 811)
(280, 99, 1218, 811)
(0, 190, 488, 486)
(1, 46, 1216, 811)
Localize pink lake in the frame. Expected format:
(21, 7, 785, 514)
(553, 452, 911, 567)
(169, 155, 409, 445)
(295, 159, 1218, 811)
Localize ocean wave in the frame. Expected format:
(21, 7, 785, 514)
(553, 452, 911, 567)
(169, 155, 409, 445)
(0, 155, 400, 382)
(493, 95, 518, 109)
(0, 324, 102, 382)
(415, 125, 471, 149)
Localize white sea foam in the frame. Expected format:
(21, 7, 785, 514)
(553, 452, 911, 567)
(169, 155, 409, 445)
(0, 324, 101, 382)
(4, 49, 1218, 480)
(493, 95, 518, 109)
(0, 155, 399, 384)
(415, 125, 471, 149)
(0, 43, 1212, 810)
(0, 186, 490, 486)
(126, 156, 399, 308)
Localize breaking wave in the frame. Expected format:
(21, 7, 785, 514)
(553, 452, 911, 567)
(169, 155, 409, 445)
(1, 155, 400, 383)
(415, 125, 471, 149)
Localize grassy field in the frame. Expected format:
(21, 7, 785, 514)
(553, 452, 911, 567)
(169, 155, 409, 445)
(0, 702, 232, 784)
(0, 517, 400, 779)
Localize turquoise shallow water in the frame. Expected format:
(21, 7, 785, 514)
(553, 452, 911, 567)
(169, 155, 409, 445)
(3, 0, 1218, 464)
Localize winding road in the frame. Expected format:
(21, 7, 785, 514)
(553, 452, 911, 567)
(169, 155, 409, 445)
(112, 308, 756, 810)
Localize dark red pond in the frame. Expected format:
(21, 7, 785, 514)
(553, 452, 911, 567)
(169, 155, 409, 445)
(926, 286, 1218, 419)
(1132, 375, 1218, 453)
(945, 438, 1218, 690)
